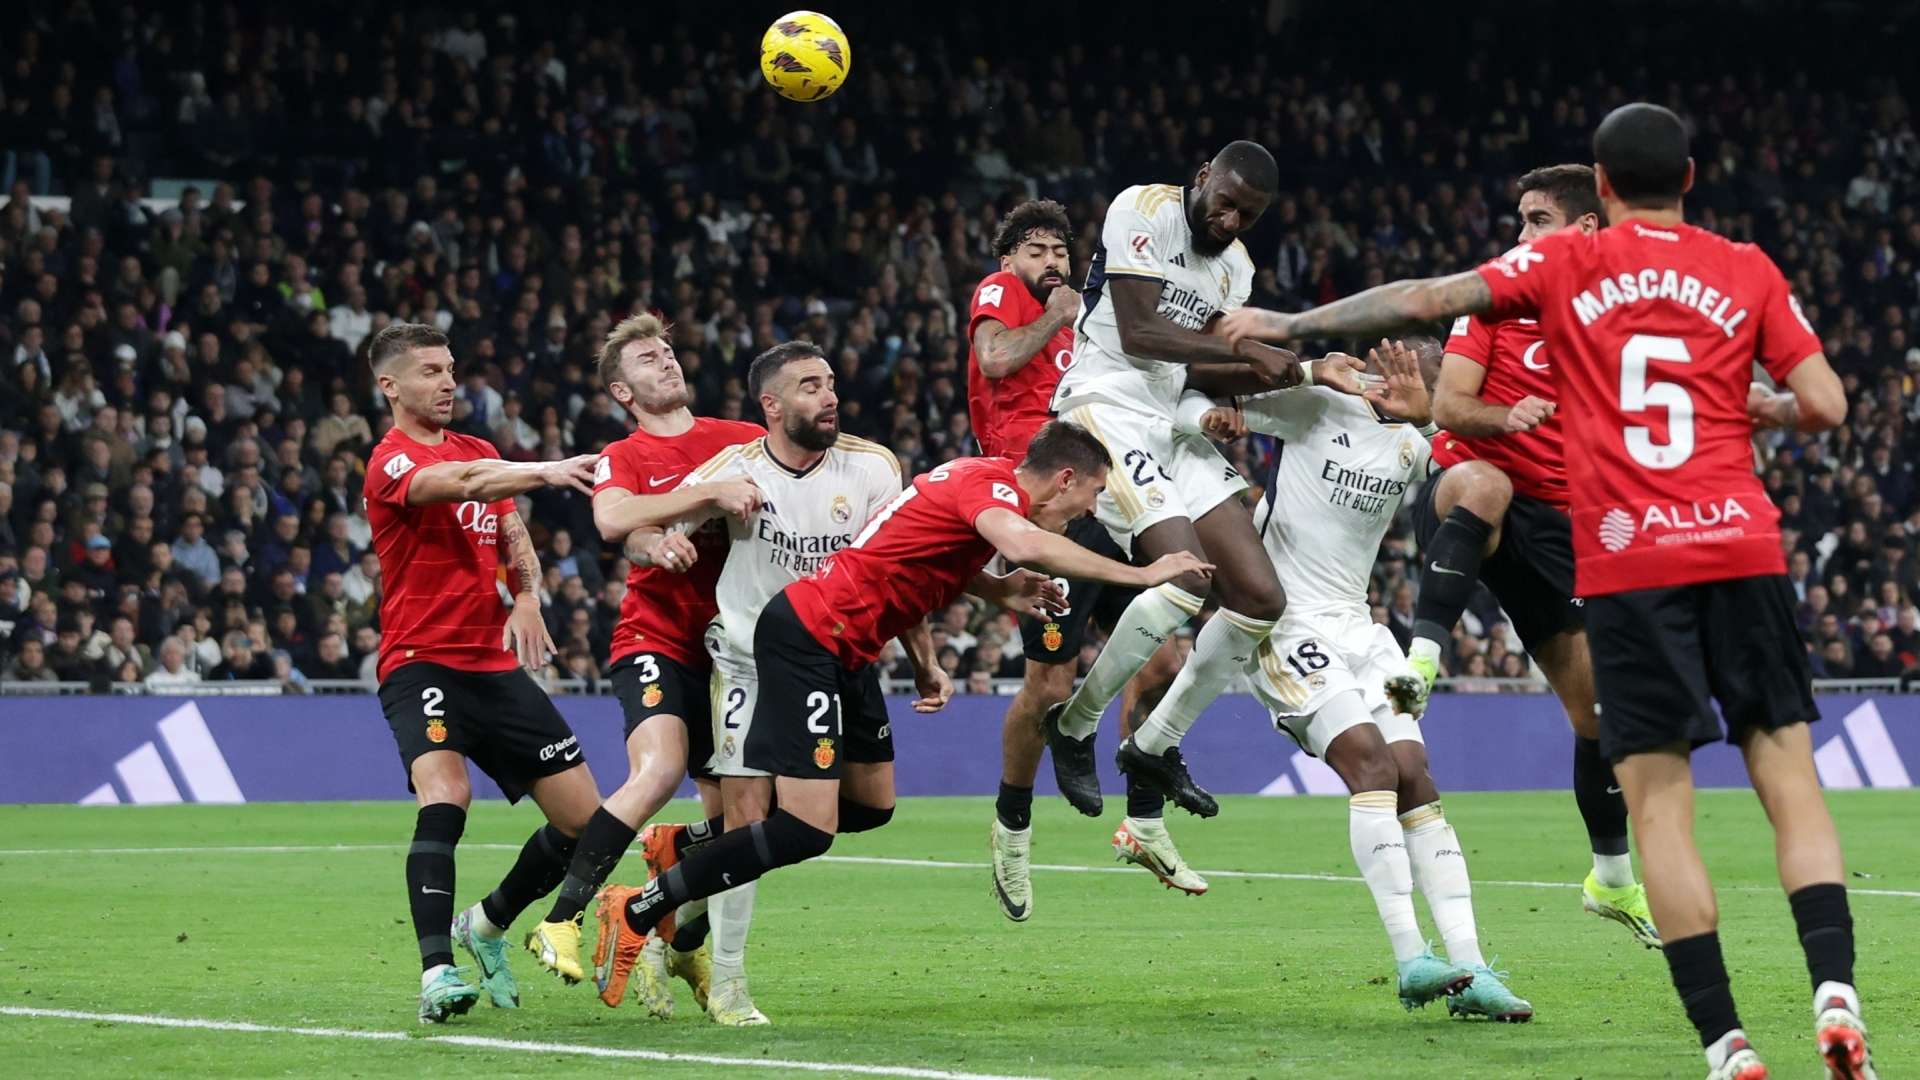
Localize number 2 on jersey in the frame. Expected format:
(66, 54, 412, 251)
(1619, 334, 1694, 470)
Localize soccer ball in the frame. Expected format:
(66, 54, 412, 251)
(759, 11, 851, 102)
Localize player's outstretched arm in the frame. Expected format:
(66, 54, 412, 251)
(405, 454, 599, 506)
(974, 286, 1078, 379)
(1219, 271, 1494, 347)
(499, 511, 558, 672)
(974, 507, 1213, 588)
(591, 479, 759, 544)
(967, 567, 1068, 619)
(895, 622, 953, 714)
(620, 525, 700, 573)
(1750, 354, 1846, 433)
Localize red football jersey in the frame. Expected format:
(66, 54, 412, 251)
(967, 270, 1074, 459)
(597, 417, 765, 668)
(1431, 314, 1569, 508)
(787, 456, 1032, 665)
(364, 428, 519, 682)
(1474, 221, 1822, 595)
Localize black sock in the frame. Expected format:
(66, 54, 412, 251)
(838, 799, 894, 833)
(481, 823, 576, 931)
(544, 808, 637, 924)
(674, 813, 727, 856)
(996, 782, 1033, 830)
(1414, 507, 1496, 647)
(1788, 883, 1854, 991)
(671, 911, 711, 952)
(625, 810, 834, 935)
(1572, 736, 1630, 856)
(1664, 931, 1742, 1048)
(407, 802, 466, 971)
(1125, 773, 1166, 819)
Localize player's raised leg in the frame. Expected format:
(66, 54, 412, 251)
(1118, 495, 1284, 817)
(1393, 461, 1507, 714)
(1110, 641, 1204, 893)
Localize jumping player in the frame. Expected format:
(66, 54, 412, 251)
(600, 341, 907, 1026)
(967, 198, 1200, 915)
(613, 422, 1211, 1014)
(1185, 339, 1530, 1021)
(1222, 103, 1869, 1080)
(361, 322, 603, 1023)
(520, 314, 762, 1009)
(1397, 163, 1658, 947)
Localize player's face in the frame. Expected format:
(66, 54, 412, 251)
(380, 346, 457, 426)
(771, 357, 839, 452)
(1002, 230, 1070, 300)
(1516, 190, 1569, 244)
(613, 336, 690, 414)
(1188, 165, 1271, 256)
(1032, 465, 1107, 532)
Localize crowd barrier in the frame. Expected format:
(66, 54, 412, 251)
(1, 693, 1912, 805)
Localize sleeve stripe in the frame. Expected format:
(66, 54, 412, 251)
(1101, 269, 1164, 282)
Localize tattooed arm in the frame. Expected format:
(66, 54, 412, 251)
(499, 510, 558, 671)
(1219, 271, 1495, 346)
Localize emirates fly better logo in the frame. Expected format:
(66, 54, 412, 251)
(1598, 508, 1635, 553)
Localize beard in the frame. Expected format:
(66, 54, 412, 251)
(788, 410, 840, 452)
(637, 383, 692, 413)
(1020, 266, 1067, 301)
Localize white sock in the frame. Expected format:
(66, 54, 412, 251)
(1350, 791, 1425, 964)
(465, 901, 506, 939)
(670, 898, 708, 952)
(1132, 607, 1273, 755)
(1705, 1028, 1751, 1070)
(1814, 980, 1860, 1017)
(422, 963, 453, 988)
(1401, 802, 1483, 968)
(1409, 636, 1443, 665)
(710, 881, 757, 980)
(1058, 584, 1201, 738)
(1592, 851, 1636, 889)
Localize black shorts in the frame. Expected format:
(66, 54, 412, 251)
(379, 661, 581, 803)
(609, 651, 716, 782)
(1411, 473, 1583, 649)
(744, 591, 895, 779)
(1018, 514, 1139, 665)
(1586, 574, 1817, 762)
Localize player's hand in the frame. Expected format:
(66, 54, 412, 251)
(1218, 307, 1291, 347)
(544, 454, 600, 496)
(1199, 406, 1247, 440)
(990, 568, 1067, 620)
(1238, 339, 1304, 387)
(1746, 381, 1797, 429)
(1136, 550, 1214, 588)
(702, 478, 762, 519)
(501, 598, 556, 672)
(1311, 352, 1375, 396)
(652, 532, 700, 574)
(1361, 339, 1431, 424)
(1503, 395, 1556, 433)
(1045, 284, 1080, 323)
(910, 665, 954, 714)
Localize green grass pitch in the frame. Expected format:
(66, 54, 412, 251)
(2, 791, 1914, 1078)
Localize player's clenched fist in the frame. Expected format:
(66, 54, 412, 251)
(652, 532, 700, 574)
(1503, 395, 1556, 433)
(1045, 284, 1080, 321)
(702, 478, 762, 519)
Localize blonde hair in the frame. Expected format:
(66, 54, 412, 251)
(597, 313, 671, 390)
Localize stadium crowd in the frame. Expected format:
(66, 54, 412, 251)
(2, 3, 1919, 693)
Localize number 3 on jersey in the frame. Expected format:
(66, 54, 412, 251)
(1619, 334, 1694, 470)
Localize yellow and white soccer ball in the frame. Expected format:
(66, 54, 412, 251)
(759, 11, 851, 102)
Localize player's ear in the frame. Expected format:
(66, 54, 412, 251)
(1681, 157, 1696, 195)
(1193, 162, 1210, 189)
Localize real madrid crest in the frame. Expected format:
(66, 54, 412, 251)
(831, 495, 852, 524)
(1400, 439, 1414, 469)
(1146, 488, 1166, 509)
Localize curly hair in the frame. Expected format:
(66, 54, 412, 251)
(990, 199, 1073, 258)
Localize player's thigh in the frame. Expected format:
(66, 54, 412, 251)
(475, 666, 595, 807)
(1060, 403, 1186, 546)
(772, 775, 842, 833)
(1191, 494, 1283, 617)
(709, 660, 769, 780)
(1432, 460, 1513, 543)
(1479, 494, 1582, 650)
(1015, 657, 1077, 708)
(744, 592, 855, 782)
(380, 661, 477, 802)
(841, 760, 896, 812)
(1255, 622, 1374, 758)
(1585, 587, 1721, 763)
(1701, 576, 1818, 746)
(840, 666, 895, 771)
(1529, 628, 1599, 739)
(610, 651, 711, 782)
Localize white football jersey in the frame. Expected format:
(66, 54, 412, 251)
(1186, 388, 1432, 616)
(676, 434, 903, 669)
(1053, 183, 1254, 419)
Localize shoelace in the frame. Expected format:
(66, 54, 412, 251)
(1000, 837, 1031, 892)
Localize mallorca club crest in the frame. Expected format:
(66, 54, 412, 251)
(426, 718, 448, 744)
(1041, 622, 1064, 652)
(813, 737, 836, 769)
(831, 494, 852, 524)
(642, 683, 664, 708)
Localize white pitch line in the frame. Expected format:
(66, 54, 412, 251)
(2, 843, 1916, 899)
(0, 1006, 1046, 1080)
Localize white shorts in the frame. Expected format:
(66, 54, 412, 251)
(706, 623, 768, 778)
(1250, 606, 1422, 757)
(1061, 401, 1248, 543)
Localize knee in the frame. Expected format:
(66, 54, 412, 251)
(415, 776, 471, 810)
(762, 809, 835, 866)
(837, 800, 894, 834)
(1226, 574, 1286, 622)
(1349, 756, 1401, 796)
(1169, 570, 1216, 606)
(1451, 464, 1513, 525)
